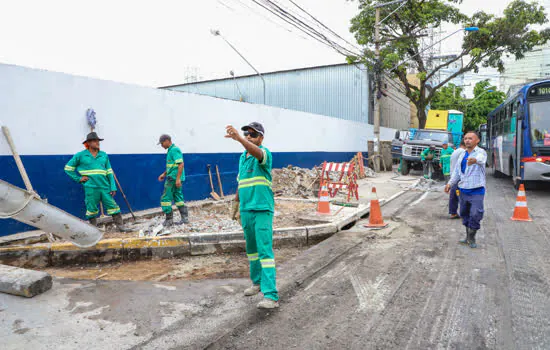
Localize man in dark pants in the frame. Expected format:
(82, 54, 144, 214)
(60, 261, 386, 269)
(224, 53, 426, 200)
(448, 140, 466, 219)
(445, 132, 487, 248)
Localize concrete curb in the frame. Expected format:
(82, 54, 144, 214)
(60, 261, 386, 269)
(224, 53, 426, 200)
(0, 191, 406, 268)
(0, 264, 53, 297)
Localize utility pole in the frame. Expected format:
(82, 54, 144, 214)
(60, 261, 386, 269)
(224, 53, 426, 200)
(373, 7, 381, 172)
(372, 0, 407, 172)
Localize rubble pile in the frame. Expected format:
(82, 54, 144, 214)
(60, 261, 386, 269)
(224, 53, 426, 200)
(411, 178, 444, 192)
(272, 166, 321, 198)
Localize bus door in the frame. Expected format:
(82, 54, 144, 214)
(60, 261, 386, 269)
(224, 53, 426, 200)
(514, 101, 523, 183)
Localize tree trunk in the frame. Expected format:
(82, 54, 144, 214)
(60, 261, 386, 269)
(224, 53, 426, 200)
(417, 105, 427, 129)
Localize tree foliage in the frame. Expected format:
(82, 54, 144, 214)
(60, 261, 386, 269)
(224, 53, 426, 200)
(430, 80, 506, 131)
(349, 0, 550, 128)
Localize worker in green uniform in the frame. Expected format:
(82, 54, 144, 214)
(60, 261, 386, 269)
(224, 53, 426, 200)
(420, 145, 437, 179)
(158, 134, 188, 227)
(226, 122, 279, 309)
(64, 132, 129, 231)
(440, 141, 454, 182)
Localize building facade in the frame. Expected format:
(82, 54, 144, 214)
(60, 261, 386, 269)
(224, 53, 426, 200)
(161, 63, 411, 130)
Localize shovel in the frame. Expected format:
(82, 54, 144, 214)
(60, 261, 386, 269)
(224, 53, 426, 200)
(207, 165, 221, 200)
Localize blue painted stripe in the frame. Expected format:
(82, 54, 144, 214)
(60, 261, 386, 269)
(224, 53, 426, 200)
(0, 151, 361, 236)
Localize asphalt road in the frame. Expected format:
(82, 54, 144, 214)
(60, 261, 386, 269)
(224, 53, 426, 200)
(210, 176, 550, 349)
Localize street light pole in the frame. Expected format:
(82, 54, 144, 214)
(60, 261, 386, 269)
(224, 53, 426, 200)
(211, 29, 266, 104)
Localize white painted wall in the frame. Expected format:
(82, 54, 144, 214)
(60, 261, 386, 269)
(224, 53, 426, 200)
(0, 64, 396, 156)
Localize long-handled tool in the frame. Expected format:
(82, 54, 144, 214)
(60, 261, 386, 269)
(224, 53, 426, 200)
(112, 170, 136, 221)
(207, 165, 221, 200)
(215, 165, 225, 198)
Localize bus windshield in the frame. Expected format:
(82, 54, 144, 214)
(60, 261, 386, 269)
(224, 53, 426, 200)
(414, 131, 449, 143)
(529, 101, 550, 147)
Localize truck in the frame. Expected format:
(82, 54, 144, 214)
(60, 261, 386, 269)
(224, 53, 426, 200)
(399, 109, 464, 177)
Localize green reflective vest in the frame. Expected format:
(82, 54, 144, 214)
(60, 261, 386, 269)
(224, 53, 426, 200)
(440, 147, 454, 175)
(238, 145, 274, 212)
(166, 144, 186, 181)
(64, 150, 117, 191)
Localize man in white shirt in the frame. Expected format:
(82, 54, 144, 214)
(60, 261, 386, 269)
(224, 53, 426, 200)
(448, 140, 466, 219)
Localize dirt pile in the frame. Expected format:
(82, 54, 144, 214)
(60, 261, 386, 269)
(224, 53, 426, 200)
(271, 166, 320, 198)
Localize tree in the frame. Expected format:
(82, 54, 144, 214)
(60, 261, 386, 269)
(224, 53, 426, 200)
(463, 80, 506, 131)
(430, 83, 466, 111)
(349, 0, 550, 128)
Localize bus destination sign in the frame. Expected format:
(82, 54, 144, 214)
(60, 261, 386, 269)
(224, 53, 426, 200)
(529, 84, 550, 97)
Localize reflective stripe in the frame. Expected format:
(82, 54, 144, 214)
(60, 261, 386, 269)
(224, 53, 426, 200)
(107, 207, 120, 214)
(174, 159, 183, 164)
(260, 149, 268, 165)
(79, 169, 108, 176)
(175, 201, 185, 206)
(247, 253, 259, 262)
(319, 196, 329, 202)
(161, 201, 172, 206)
(238, 176, 272, 185)
(239, 181, 272, 189)
(515, 201, 527, 207)
(86, 210, 99, 216)
(64, 166, 75, 171)
(518, 191, 525, 197)
(166, 164, 179, 168)
(106, 169, 114, 175)
(440, 155, 451, 158)
(260, 259, 275, 268)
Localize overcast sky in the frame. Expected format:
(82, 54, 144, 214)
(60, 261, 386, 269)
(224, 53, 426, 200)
(0, 0, 543, 92)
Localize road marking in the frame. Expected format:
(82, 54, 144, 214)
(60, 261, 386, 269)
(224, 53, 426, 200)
(411, 192, 429, 206)
(154, 284, 177, 291)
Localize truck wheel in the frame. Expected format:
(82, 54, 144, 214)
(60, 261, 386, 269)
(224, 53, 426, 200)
(400, 160, 410, 175)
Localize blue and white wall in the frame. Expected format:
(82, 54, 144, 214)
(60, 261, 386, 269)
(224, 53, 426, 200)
(0, 64, 396, 236)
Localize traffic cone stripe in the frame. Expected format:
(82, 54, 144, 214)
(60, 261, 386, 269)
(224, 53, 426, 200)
(515, 201, 527, 207)
(317, 182, 331, 215)
(319, 196, 329, 201)
(518, 191, 525, 196)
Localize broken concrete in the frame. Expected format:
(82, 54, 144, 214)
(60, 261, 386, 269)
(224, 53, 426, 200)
(0, 264, 52, 297)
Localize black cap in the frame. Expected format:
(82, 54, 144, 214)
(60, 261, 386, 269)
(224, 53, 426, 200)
(241, 122, 265, 135)
(158, 134, 171, 145)
(83, 132, 104, 144)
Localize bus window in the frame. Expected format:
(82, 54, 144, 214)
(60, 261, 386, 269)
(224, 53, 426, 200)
(529, 101, 550, 147)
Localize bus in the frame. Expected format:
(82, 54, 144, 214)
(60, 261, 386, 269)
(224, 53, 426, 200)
(487, 81, 550, 188)
(478, 123, 488, 149)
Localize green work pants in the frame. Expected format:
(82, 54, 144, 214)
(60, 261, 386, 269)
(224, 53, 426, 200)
(84, 187, 120, 219)
(161, 178, 185, 214)
(241, 210, 279, 301)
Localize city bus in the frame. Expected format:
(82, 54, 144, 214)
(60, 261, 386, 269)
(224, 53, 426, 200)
(487, 80, 550, 188)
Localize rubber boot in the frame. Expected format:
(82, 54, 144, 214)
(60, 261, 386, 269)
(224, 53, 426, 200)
(89, 217, 98, 227)
(113, 213, 131, 232)
(163, 211, 174, 227)
(176, 206, 189, 225)
(469, 229, 478, 249)
(459, 227, 470, 245)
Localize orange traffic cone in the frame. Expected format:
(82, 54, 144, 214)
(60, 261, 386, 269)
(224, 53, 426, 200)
(317, 182, 331, 215)
(364, 186, 388, 228)
(511, 184, 532, 221)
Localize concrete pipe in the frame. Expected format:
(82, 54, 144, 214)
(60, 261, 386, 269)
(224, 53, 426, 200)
(0, 179, 103, 248)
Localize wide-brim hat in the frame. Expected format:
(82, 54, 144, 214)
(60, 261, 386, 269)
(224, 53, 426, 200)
(83, 132, 104, 144)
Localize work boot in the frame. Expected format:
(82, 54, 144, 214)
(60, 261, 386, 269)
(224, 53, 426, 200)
(89, 217, 98, 227)
(112, 213, 132, 232)
(244, 285, 261, 297)
(459, 227, 470, 245)
(257, 298, 279, 309)
(469, 229, 478, 249)
(176, 206, 189, 225)
(163, 211, 174, 227)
